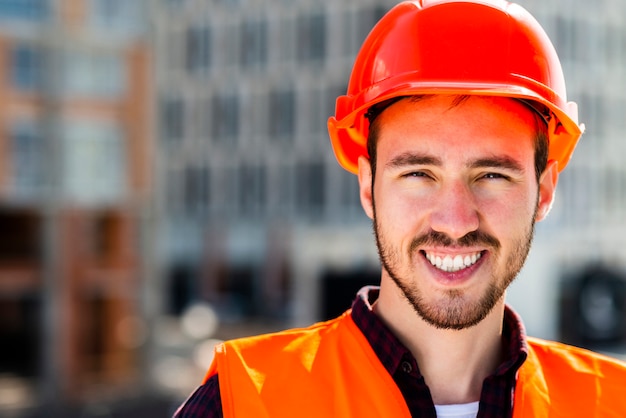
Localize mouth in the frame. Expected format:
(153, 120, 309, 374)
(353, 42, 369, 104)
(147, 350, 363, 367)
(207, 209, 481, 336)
(423, 250, 484, 273)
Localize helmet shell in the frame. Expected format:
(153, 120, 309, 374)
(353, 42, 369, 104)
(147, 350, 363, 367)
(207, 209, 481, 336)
(328, 0, 583, 174)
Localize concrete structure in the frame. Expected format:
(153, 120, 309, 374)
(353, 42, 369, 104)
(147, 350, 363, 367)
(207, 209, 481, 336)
(0, 0, 153, 414)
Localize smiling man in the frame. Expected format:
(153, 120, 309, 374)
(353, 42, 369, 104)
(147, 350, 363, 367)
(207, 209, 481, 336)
(174, 1, 626, 417)
(364, 96, 550, 333)
(360, 95, 558, 409)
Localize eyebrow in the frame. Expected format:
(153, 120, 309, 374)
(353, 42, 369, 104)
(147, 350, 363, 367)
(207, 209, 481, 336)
(385, 152, 525, 174)
(469, 156, 525, 173)
(386, 152, 442, 169)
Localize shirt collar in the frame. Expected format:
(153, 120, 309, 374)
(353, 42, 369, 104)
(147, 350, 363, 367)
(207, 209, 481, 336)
(350, 285, 529, 378)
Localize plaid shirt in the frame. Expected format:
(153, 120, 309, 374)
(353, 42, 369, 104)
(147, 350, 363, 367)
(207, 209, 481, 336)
(174, 286, 528, 417)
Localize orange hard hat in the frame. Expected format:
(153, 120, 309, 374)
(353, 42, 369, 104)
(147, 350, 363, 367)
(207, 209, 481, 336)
(327, 0, 584, 174)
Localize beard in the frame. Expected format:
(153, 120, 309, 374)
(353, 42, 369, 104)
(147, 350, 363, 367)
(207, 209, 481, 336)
(372, 204, 536, 331)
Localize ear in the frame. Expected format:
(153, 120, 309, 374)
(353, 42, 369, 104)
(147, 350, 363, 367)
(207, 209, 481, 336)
(358, 155, 374, 220)
(535, 159, 559, 222)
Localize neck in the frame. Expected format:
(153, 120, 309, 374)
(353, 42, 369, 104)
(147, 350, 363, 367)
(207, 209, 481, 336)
(373, 279, 506, 405)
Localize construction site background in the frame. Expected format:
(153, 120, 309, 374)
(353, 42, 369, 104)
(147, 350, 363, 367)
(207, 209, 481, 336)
(1, 0, 625, 417)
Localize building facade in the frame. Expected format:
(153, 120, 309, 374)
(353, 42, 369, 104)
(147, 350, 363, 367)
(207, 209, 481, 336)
(0, 0, 152, 414)
(152, 0, 396, 324)
(152, 0, 626, 348)
(147, 0, 626, 403)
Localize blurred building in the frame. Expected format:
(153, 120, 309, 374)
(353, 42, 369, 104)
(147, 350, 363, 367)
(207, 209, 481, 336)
(151, 0, 626, 376)
(151, 0, 397, 329)
(0, 0, 152, 414)
(15, 0, 626, 415)
(505, 0, 626, 350)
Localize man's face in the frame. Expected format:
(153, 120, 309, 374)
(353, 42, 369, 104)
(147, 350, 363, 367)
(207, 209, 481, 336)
(357, 95, 558, 330)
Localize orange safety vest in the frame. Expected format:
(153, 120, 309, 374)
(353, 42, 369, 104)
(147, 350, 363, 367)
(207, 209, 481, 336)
(206, 311, 626, 417)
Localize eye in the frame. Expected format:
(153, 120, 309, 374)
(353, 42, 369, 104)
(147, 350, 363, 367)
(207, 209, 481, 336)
(402, 171, 431, 179)
(480, 172, 510, 181)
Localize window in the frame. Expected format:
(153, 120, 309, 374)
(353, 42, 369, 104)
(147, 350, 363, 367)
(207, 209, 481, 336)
(305, 83, 343, 136)
(277, 163, 295, 216)
(184, 166, 210, 216)
(305, 87, 323, 135)
(186, 25, 211, 74)
(297, 13, 326, 62)
(161, 98, 185, 142)
(12, 44, 44, 91)
(0, 297, 41, 378)
(213, 165, 237, 215)
(269, 90, 295, 139)
(89, 0, 145, 35)
(195, 97, 211, 139)
(340, 169, 363, 218)
(554, 16, 569, 62)
(0, 0, 48, 21)
(63, 50, 126, 98)
(62, 121, 126, 204)
(11, 122, 45, 198)
(0, 209, 41, 262)
(240, 19, 267, 68)
(166, 167, 184, 216)
(297, 161, 325, 218)
(352, 7, 386, 55)
(238, 164, 266, 217)
(211, 94, 239, 142)
(559, 165, 592, 226)
(326, 84, 345, 118)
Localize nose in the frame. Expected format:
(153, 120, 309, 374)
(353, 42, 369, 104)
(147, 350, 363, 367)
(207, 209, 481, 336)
(428, 180, 480, 240)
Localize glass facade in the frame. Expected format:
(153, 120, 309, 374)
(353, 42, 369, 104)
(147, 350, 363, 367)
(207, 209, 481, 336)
(62, 50, 126, 98)
(10, 122, 45, 198)
(0, 0, 48, 22)
(155, 4, 400, 224)
(11, 44, 44, 91)
(186, 25, 211, 73)
(62, 121, 127, 204)
(88, 0, 146, 36)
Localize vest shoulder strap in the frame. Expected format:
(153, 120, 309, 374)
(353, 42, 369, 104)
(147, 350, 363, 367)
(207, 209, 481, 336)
(513, 337, 626, 417)
(212, 311, 411, 418)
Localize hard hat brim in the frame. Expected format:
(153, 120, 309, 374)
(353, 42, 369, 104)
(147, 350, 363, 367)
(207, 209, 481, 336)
(328, 79, 583, 174)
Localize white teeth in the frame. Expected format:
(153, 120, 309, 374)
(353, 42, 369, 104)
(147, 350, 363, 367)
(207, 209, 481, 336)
(425, 251, 482, 272)
(442, 256, 453, 271)
(453, 255, 464, 270)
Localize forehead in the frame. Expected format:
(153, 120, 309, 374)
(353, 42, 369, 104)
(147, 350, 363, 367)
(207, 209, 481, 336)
(374, 95, 538, 163)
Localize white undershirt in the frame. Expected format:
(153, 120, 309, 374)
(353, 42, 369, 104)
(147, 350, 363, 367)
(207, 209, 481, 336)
(434, 401, 480, 418)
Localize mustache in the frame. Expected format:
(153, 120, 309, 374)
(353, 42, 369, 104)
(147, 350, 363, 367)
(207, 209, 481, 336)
(409, 230, 501, 252)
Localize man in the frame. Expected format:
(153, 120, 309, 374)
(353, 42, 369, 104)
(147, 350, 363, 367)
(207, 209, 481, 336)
(175, 1, 626, 417)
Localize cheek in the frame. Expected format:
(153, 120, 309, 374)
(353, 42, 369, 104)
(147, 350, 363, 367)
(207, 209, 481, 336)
(479, 191, 537, 234)
(374, 187, 431, 237)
